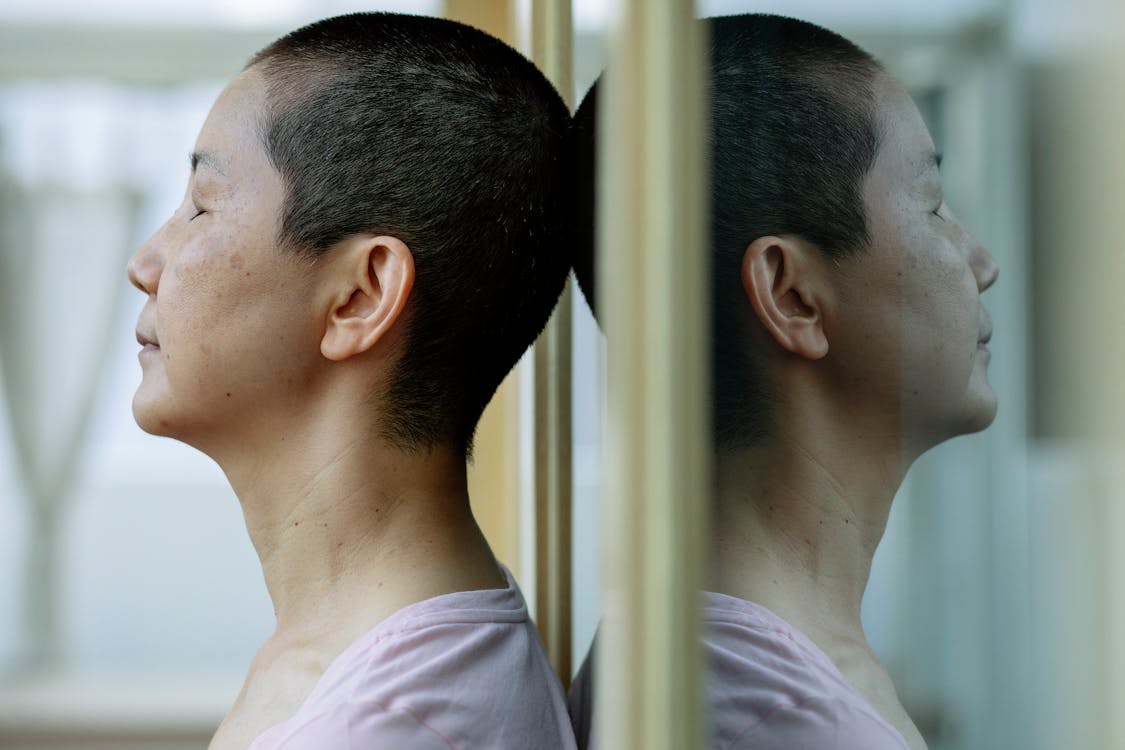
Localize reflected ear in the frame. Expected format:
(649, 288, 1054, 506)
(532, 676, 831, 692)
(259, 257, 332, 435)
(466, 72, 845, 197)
(320, 235, 415, 362)
(740, 236, 829, 360)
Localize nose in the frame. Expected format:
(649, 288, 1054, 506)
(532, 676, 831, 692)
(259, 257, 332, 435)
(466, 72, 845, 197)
(127, 228, 164, 295)
(971, 241, 999, 293)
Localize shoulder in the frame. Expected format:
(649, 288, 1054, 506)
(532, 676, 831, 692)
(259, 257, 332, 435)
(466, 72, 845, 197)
(263, 579, 575, 750)
(342, 577, 557, 700)
(704, 591, 842, 703)
(704, 593, 908, 750)
(260, 701, 457, 750)
(719, 696, 910, 750)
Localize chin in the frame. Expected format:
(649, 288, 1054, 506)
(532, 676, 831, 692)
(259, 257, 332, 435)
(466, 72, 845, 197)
(953, 391, 999, 437)
(132, 403, 169, 437)
(131, 388, 179, 438)
(964, 402, 998, 434)
(914, 393, 998, 454)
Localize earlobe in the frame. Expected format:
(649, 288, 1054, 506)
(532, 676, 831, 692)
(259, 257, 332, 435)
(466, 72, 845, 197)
(741, 236, 829, 360)
(320, 235, 415, 361)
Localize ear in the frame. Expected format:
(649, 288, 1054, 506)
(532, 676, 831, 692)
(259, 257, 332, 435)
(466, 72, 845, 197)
(740, 236, 829, 360)
(320, 235, 415, 362)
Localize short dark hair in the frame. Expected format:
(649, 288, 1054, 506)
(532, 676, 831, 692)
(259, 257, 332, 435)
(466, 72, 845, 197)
(248, 13, 571, 454)
(572, 14, 882, 449)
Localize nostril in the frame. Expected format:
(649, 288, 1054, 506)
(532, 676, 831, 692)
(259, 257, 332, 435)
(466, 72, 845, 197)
(974, 248, 999, 291)
(127, 258, 152, 294)
(982, 260, 999, 290)
(127, 237, 164, 295)
(126, 260, 144, 292)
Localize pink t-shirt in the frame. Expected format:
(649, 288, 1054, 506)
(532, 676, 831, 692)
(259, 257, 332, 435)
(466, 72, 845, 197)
(251, 568, 576, 750)
(704, 592, 908, 750)
(567, 593, 909, 750)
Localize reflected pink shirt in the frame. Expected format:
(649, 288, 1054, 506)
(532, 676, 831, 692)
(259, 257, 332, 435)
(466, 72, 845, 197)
(251, 567, 575, 750)
(706, 591, 909, 750)
(567, 592, 909, 750)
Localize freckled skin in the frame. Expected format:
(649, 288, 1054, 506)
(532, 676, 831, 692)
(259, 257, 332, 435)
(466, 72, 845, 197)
(712, 78, 997, 750)
(124, 65, 511, 750)
(128, 71, 324, 454)
(822, 74, 998, 450)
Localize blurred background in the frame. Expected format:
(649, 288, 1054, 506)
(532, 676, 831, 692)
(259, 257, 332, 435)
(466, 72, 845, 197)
(0, 0, 1122, 748)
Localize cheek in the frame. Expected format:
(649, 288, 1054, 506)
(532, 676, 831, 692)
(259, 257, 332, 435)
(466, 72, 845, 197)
(157, 243, 284, 372)
(906, 255, 979, 378)
(162, 253, 238, 346)
(933, 252, 980, 337)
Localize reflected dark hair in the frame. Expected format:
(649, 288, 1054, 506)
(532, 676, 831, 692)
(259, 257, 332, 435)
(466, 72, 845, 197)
(572, 13, 882, 449)
(248, 13, 571, 455)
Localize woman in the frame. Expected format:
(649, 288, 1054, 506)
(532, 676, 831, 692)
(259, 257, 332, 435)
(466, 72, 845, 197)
(569, 14, 998, 749)
(128, 13, 576, 750)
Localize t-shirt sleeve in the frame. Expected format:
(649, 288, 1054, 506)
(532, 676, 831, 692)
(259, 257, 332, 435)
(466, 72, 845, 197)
(270, 700, 457, 750)
(723, 697, 910, 750)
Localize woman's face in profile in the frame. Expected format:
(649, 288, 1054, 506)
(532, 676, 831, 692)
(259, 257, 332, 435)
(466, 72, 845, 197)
(127, 69, 322, 451)
(828, 74, 999, 447)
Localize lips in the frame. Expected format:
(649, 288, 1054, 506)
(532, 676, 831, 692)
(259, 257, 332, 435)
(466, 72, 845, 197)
(136, 330, 159, 349)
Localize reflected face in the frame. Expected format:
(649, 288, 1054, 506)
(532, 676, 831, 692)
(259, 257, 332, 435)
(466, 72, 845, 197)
(126, 70, 321, 449)
(829, 74, 999, 448)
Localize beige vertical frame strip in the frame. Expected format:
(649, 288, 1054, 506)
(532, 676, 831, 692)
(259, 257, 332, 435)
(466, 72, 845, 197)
(444, 0, 522, 577)
(530, 0, 575, 688)
(445, 0, 514, 42)
(596, 3, 710, 750)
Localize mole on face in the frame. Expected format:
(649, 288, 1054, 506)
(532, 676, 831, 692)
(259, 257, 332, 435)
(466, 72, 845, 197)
(131, 70, 320, 447)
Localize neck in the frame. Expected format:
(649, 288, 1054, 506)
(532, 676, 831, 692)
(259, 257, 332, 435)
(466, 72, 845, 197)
(710, 393, 912, 645)
(211, 404, 502, 644)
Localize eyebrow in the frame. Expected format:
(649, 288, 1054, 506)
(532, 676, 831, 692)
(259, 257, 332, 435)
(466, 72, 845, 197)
(189, 150, 226, 176)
